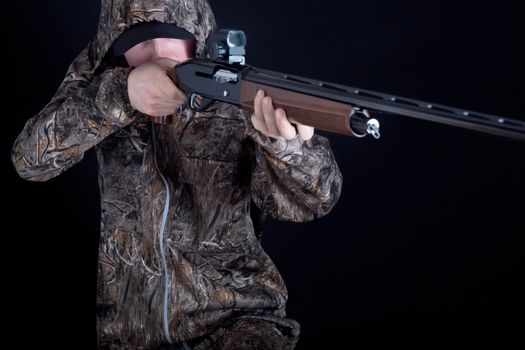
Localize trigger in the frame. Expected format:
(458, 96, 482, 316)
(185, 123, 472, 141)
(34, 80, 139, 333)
(189, 94, 214, 112)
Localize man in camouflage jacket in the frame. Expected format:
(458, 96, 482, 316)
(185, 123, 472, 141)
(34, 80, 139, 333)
(11, 1, 343, 349)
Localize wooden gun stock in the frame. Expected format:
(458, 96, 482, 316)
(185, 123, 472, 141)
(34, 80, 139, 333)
(239, 80, 360, 137)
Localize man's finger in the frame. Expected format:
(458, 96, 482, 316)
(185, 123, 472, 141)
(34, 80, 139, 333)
(296, 124, 315, 141)
(262, 97, 280, 138)
(171, 85, 187, 102)
(154, 57, 180, 70)
(251, 114, 269, 135)
(254, 89, 264, 118)
(157, 75, 185, 102)
(275, 109, 297, 140)
(252, 90, 268, 133)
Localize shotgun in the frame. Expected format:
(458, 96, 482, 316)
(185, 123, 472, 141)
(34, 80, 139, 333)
(167, 29, 525, 142)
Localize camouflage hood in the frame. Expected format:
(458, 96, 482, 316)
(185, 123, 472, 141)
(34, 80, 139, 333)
(92, 0, 217, 72)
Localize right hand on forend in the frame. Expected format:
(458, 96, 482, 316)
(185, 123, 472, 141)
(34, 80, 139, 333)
(127, 58, 187, 117)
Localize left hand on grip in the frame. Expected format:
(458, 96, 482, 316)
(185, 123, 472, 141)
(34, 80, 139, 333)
(251, 89, 315, 141)
(127, 58, 187, 117)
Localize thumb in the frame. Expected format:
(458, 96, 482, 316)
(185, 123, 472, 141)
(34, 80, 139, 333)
(154, 57, 180, 70)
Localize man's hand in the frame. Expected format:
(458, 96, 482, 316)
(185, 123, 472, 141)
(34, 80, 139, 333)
(127, 57, 187, 117)
(251, 89, 315, 141)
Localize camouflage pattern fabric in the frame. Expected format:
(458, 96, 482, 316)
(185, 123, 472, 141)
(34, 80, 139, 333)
(11, 1, 343, 349)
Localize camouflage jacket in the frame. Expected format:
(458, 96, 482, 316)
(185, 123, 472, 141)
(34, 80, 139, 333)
(11, 1, 343, 349)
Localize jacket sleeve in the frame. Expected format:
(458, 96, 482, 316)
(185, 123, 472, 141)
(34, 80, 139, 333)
(11, 45, 135, 182)
(245, 117, 343, 222)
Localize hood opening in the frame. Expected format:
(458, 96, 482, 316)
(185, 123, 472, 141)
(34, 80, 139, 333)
(91, 0, 217, 73)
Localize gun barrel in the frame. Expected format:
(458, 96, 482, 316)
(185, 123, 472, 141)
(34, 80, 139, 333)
(241, 66, 525, 141)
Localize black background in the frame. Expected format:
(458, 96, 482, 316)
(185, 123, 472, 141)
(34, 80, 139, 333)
(3, 1, 524, 349)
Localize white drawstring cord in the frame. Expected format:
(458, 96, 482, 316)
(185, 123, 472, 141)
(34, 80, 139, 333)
(151, 119, 192, 350)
